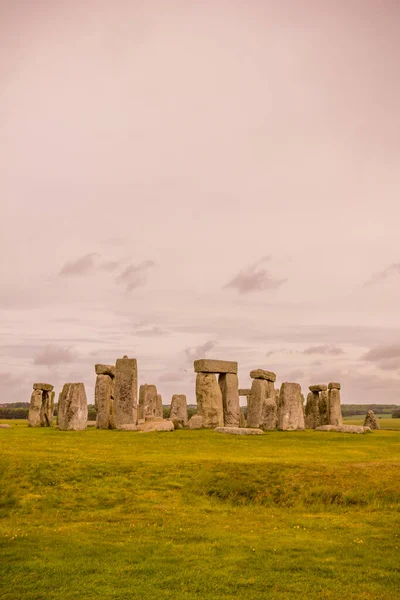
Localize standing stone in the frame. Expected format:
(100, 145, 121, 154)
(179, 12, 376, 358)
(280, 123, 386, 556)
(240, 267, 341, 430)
(247, 379, 269, 428)
(28, 389, 43, 427)
(40, 390, 55, 427)
(305, 392, 321, 429)
(95, 374, 113, 429)
(138, 384, 158, 420)
(319, 390, 330, 426)
(196, 373, 224, 428)
(278, 383, 305, 431)
(155, 394, 163, 418)
(364, 410, 380, 430)
(169, 394, 188, 428)
(239, 411, 247, 428)
(57, 383, 88, 431)
(260, 396, 278, 431)
(114, 356, 138, 427)
(328, 386, 343, 426)
(218, 373, 240, 427)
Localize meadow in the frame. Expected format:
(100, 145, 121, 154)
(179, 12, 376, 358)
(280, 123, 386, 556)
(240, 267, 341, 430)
(0, 421, 399, 600)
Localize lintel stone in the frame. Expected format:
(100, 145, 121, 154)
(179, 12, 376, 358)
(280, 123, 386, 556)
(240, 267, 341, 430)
(309, 384, 328, 392)
(194, 359, 237, 374)
(250, 369, 276, 382)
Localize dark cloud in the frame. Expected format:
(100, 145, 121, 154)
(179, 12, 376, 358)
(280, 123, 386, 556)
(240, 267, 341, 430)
(361, 344, 400, 371)
(223, 257, 286, 295)
(115, 261, 155, 292)
(364, 262, 400, 287)
(59, 253, 100, 276)
(33, 345, 76, 366)
(303, 344, 345, 356)
(185, 340, 216, 361)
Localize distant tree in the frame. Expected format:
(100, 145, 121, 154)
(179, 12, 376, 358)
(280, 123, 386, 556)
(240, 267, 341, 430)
(392, 408, 400, 419)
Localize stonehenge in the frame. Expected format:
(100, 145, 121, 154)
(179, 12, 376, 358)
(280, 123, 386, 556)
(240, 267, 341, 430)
(57, 383, 88, 431)
(169, 394, 188, 428)
(95, 365, 115, 429)
(114, 356, 138, 427)
(364, 410, 380, 430)
(278, 382, 305, 431)
(138, 384, 158, 421)
(218, 373, 240, 427)
(28, 383, 54, 427)
(194, 359, 239, 428)
(247, 369, 277, 429)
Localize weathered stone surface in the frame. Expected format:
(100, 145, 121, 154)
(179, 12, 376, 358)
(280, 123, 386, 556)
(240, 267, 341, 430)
(33, 383, 54, 392)
(114, 356, 138, 427)
(57, 383, 88, 431)
(278, 383, 305, 431)
(250, 369, 276, 382)
(0, 424, 12, 428)
(40, 390, 55, 427)
(260, 397, 277, 430)
(247, 379, 269, 428)
(364, 410, 380, 430)
(87, 421, 97, 427)
(214, 427, 263, 435)
(138, 384, 158, 421)
(319, 390, 329, 426)
(239, 411, 247, 428)
(188, 415, 204, 429)
(138, 419, 174, 433)
(118, 424, 139, 431)
(95, 364, 115, 378)
(219, 373, 240, 427)
(304, 391, 321, 429)
(155, 394, 163, 418)
(196, 373, 224, 428)
(328, 388, 343, 426)
(194, 359, 237, 374)
(309, 384, 327, 393)
(169, 394, 188, 427)
(238, 388, 251, 396)
(95, 374, 113, 429)
(328, 382, 341, 390)
(316, 425, 371, 434)
(28, 389, 43, 427)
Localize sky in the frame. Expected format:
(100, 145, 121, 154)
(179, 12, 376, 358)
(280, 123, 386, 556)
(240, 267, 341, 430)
(1, 0, 400, 406)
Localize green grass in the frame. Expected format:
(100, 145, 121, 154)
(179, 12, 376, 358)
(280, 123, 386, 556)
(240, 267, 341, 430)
(0, 421, 399, 600)
(343, 416, 400, 430)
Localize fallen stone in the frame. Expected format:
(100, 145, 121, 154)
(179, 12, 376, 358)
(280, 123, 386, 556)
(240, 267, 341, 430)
(277, 383, 305, 431)
(364, 410, 380, 430)
(260, 396, 278, 431)
(28, 389, 43, 427)
(33, 383, 54, 392)
(57, 383, 88, 431)
(196, 373, 224, 428)
(250, 369, 276, 382)
(309, 384, 327, 393)
(114, 356, 138, 427)
(328, 388, 343, 426)
(247, 379, 269, 428)
(316, 425, 371, 434)
(138, 384, 158, 420)
(138, 419, 174, 433)
(0, 424, 12, 428)
(214, 427, 263, 435)
(328, 382, 341, 390)
(238, 388, 251, 396)
(219, 373, 240, 427)
(187, 415, 204, 429)
(169, 394, 188, 427)
(194, 359, 237, 374)
(95, 364, 116, 378)
(118, 424, 139, 431)
(95, 374, 113, 429)
(305, 391, 321, 429)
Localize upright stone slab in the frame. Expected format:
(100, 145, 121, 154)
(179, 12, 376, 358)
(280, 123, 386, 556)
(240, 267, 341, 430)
(218, 373, 240, 427)
(278, 383, 305, 431)
(194, 359, 237, 374)
(319, 390, 329, 426)
(305, 391, 321, 429)
(28, 389, 43, 427)
(114, 356, 138, 427)
(260, 396, 277, 430)
(57, 383, 88, 431)
(239, 411, 246, 428)
(328, 386, 343, 426)
(196, 373, 223, 428)
(169, 394, 188, 427)
(138, 384, 158, 420)
(95, 374, 113, 429)
(247, 379, 269, 428)
(40, 390, 55, 427)
(155, 394, 163, 418)
(364, 410, 380, 430)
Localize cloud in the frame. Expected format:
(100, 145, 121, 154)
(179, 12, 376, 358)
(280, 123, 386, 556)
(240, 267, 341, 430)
(364, 263, 400, 286)
(115, 260, 155, 292)
(303, 345, 345, 356)
(223, 257, 286, 294)
(33, 345, 76, 366)
(361, 344, 400, 371)
(59, 253, 100, 276)
(185, 340, 216, 361)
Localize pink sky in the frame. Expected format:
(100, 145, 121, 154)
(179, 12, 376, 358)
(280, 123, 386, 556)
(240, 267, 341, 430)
(1, 0, 400, 405)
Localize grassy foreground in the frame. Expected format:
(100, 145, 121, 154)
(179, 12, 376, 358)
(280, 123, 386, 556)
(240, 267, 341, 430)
(343, 415, 400, 430)
(1, 422, 399, 600)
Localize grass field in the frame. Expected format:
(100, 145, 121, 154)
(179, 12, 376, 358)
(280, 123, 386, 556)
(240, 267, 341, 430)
(343, 415, 400, 430)
(1, 421, 399, 600)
